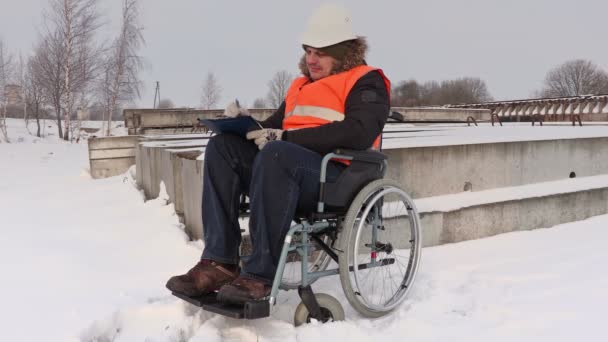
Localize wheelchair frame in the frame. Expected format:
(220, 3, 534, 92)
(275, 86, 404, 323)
(171, 149, 422, 325)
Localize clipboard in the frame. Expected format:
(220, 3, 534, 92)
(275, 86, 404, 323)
(198, 116, 261, 137)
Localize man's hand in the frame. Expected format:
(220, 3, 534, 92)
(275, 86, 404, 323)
(246, 128, 284, 150)
(223, 99, 250, 118)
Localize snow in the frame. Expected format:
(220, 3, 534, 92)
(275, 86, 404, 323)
(1, 120, 201, 341)
(140, 122, 608, 151)
(140, 139, 207, 148)
(1, 118, 607, 341)
(382, 124, 608, 149)
(166, 147, 205, 154)
(416, 174, 608, 213)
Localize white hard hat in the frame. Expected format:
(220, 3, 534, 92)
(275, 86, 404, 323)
(301, 3, 358, 48)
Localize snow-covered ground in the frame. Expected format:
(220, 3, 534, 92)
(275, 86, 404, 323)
(1, 118, 607, 341)
(382, 123, 608, 149)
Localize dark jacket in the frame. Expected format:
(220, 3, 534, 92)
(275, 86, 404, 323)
(260, 70, 389, 155)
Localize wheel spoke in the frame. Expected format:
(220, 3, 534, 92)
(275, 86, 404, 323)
(281, 234, 332, 289)
(340, 179, 422, 316)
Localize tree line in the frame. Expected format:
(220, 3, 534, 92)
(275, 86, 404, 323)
(392, 59, 608, 107)
(2, 1, 608, 144)
(0, 0, 143, 142)
(200, 58, 608, 113)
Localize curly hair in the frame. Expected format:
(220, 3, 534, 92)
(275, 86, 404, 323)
(298, 37, 368, 78)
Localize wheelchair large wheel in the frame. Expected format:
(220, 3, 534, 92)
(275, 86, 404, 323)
(338, 178, 422, 318)
(280, 234, 333, 290)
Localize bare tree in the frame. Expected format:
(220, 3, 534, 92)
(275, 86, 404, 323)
(72, 21, 100, 140)
(391, 79, 422, 107)
(32, 32, 66, 138)
(439, 77, 493, 104)
(24, 57, 46, 137)
(420, 80, 442, 105)
(252, 97, 267, 108)
(541, 59, 608, 97)
(98, 0, 143, 136)
(45, 0, 102, 141)
(200, 71, 222, 109)
(17, 54, 29, 132)
(266, 70, 293, 108)
(158, 98, 174, 108)
(0, 39, 13, 143)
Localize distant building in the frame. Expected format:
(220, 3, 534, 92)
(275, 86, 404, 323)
(3, 84, 23, 106)
(77, 107, 90, 121)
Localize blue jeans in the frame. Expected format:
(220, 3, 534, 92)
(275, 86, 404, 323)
(201, 134, 344, 282)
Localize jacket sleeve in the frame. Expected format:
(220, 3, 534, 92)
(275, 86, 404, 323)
(282, 71, 389, 155)
(258, 101, 285, 129)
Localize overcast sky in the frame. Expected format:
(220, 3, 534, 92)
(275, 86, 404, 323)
(1, 0, 607, 108)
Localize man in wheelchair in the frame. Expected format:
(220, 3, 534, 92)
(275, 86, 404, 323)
(167, 4, 391, 306)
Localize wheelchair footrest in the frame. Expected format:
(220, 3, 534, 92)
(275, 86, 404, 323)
(171, 291, 270, 319)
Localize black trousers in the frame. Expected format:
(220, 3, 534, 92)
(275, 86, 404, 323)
(200, 134, 344, 282)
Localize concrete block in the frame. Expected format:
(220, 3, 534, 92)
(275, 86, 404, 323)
(88, 136, 139, 179)
(88, 135, 139, 150)
(135, 134, 206, 187)
(123, 108, 275, 135)
(391, 107, 490, 122)
(131, 127, 608, 248)
(135, 142, 144, 188)
(160, 148, 204, 216)
(89, 149, 135, 159)
(180, 154, 204, 240)
(90, 158, 135, 179)
(418, 187, 608, 247)
(385, 137, 608, 198)
(139, 141, 206, 199)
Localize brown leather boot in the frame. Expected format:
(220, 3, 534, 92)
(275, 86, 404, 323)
(166, 259, 239, 297)
(217, 276, 271, 305)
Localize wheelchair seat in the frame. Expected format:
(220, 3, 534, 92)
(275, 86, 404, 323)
(238, 148, 387, 219)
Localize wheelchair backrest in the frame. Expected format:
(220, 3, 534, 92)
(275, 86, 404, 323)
(322, 159, 386, 209)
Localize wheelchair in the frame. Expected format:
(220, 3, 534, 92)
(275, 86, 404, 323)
(171, 148, 422, 326)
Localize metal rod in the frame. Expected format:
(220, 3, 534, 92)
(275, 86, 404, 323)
(269, 223, 302, 304)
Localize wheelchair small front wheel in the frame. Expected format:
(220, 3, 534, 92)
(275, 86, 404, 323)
(293, 293, 345, 326)
(338, 178, 422, 318)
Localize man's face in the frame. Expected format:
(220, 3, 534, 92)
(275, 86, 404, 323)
(305, 47, 336, 81)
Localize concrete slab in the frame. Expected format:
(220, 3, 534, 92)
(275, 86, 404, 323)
(140, 140, 207, 199)
(180, 154, 204, 239)
(362, 175, 608, 248)
(123, 108, 275, 135)
(391, 107, 490, 121)
(418, 187, 608, 246)
(385, 136, 608, 198)
(88, 136, 139, 179)
(382, 125, 608, 149)
(160, 148, 205, 216)
(90, 158, 136, 179)
(133, 124, 608, 244)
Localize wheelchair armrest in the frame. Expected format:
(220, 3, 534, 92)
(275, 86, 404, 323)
(332, 148, 387, 164)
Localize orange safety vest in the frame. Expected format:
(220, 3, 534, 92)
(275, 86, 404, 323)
(283, 65, 390, 151)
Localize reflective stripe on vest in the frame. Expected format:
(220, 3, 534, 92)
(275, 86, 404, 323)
(285, 105, 345, 122)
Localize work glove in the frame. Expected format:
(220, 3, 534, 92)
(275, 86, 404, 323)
(223, 99, 250, 118)
(246, 128, 284, 150)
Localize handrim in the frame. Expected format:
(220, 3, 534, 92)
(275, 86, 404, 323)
(338, 178, 422, 317)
